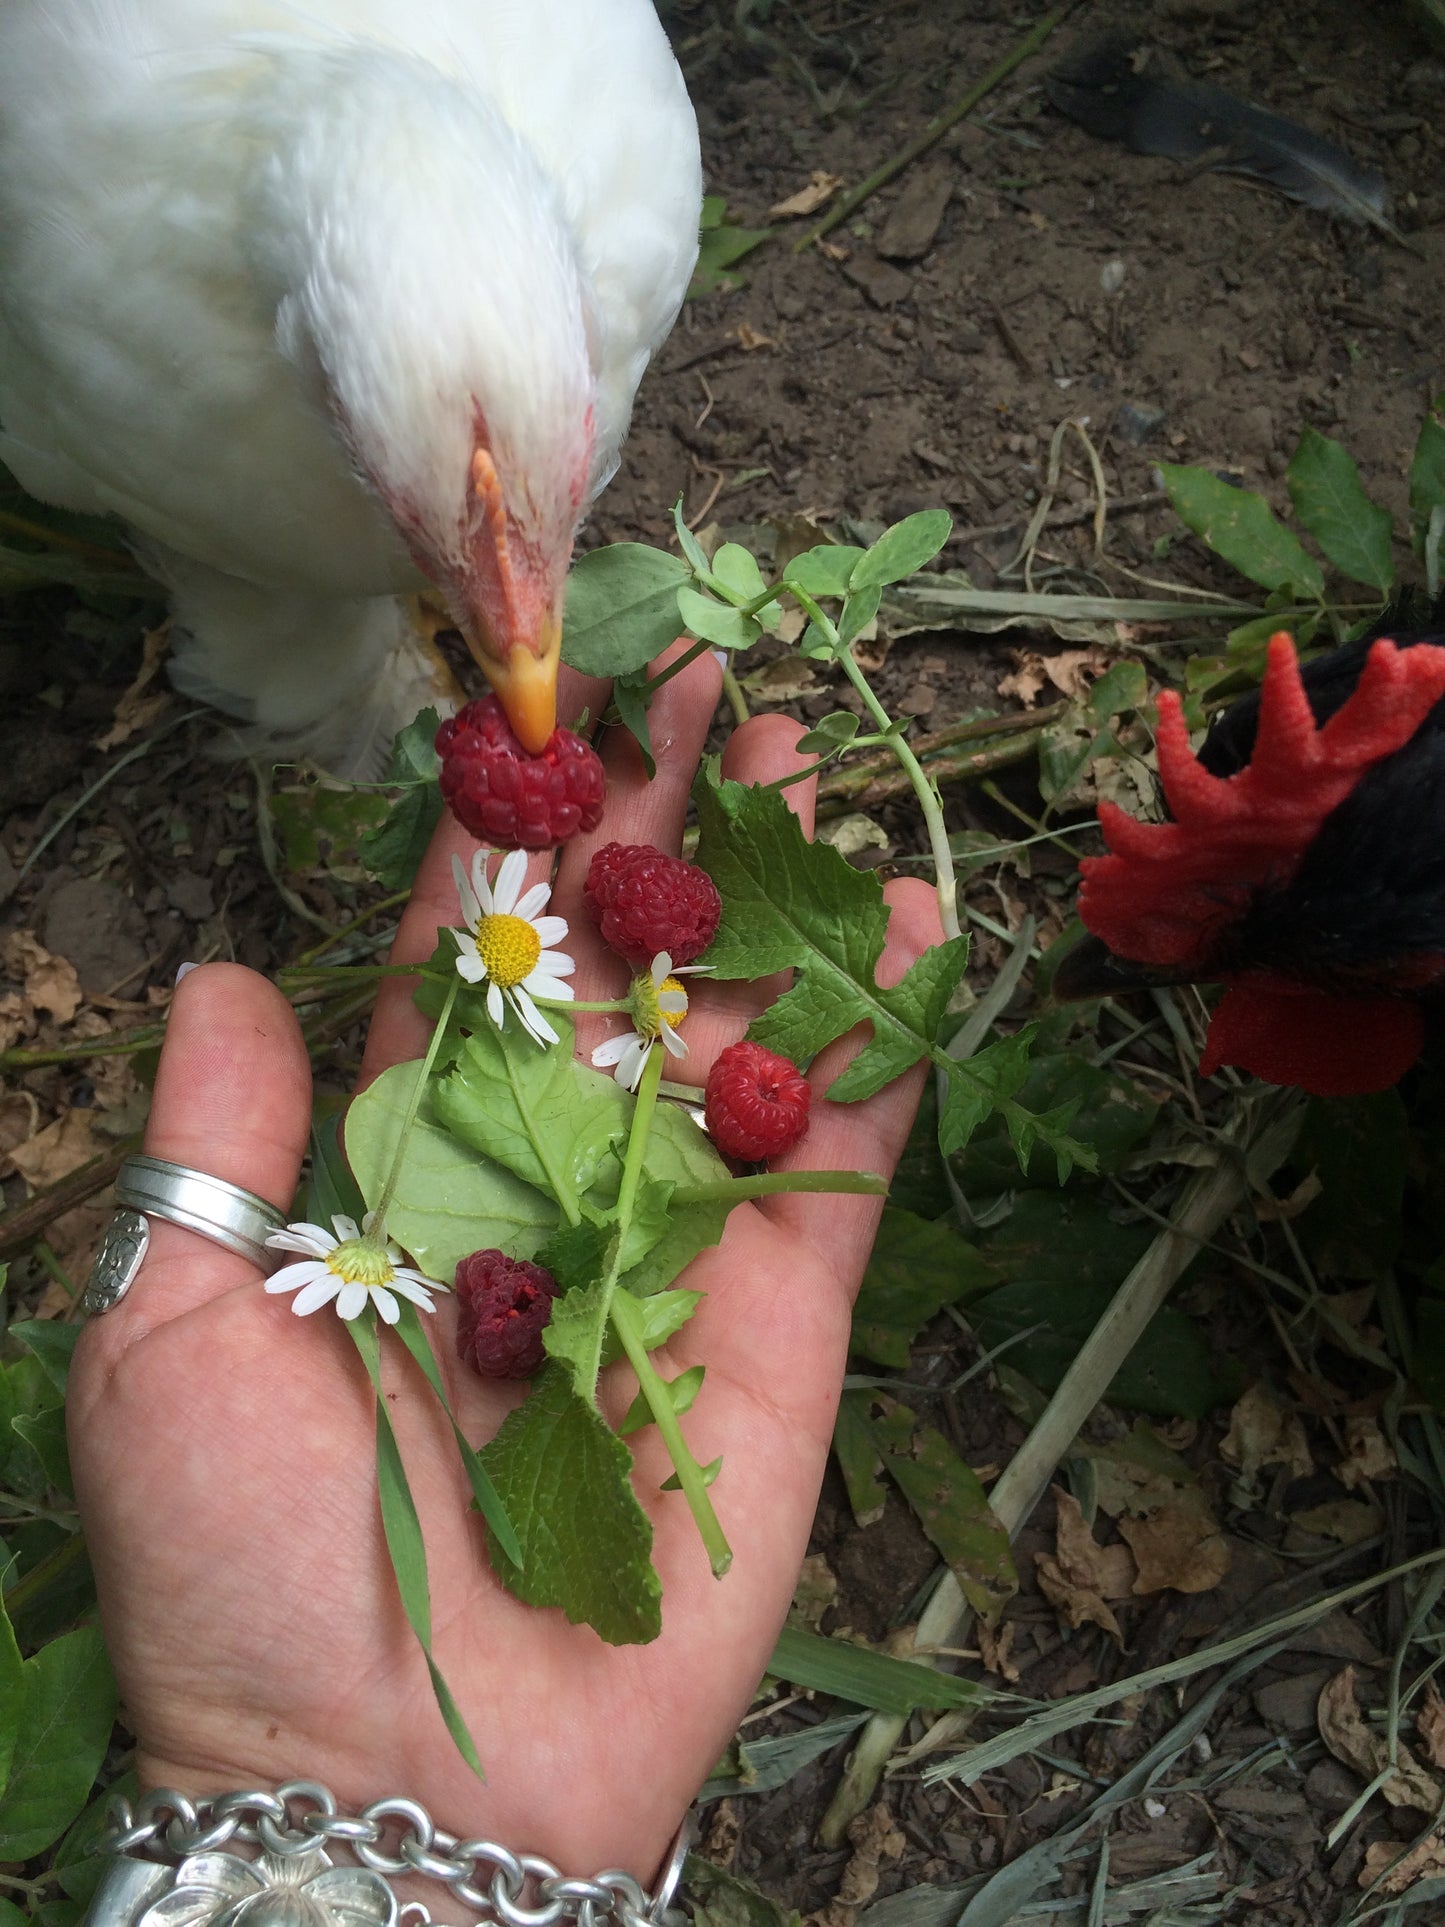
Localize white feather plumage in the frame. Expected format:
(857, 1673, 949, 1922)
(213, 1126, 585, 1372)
(0, 0, 701, 764)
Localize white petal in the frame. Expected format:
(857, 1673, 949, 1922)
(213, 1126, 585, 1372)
(657, 989, 688, 1015)
(660, 1026, 689, 1061)
(515, 881, 553, 921)
(513, 987, 560, 1047)
(493, 849, 528, 915)
(454, 951, 486, 984)
(652, 954, 674, 988)
(335, 1280, 370, 1320)
(371, 1286, 401, 1325)
(265, 1223, 334, 1257)
(452, 853, 481, 929)
(591, 1031, 638, 1068)
(619, 1037, 650, 1091)
(393, 1274, 439, 1310)
(265, 1259, 331, 1297)
(470, 848, 495, 916)
(486, 981, 506, 1026)
(524, 959, 575, 996)
(291, 1273, 344, 1316)
(331, 1214, 362, 1242)
(530, 915, 570, 948)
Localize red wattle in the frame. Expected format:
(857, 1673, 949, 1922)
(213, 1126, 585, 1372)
(1198, 978, 1425, 1097)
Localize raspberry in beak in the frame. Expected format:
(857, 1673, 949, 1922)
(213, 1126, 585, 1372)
(472, 612, 560, 754)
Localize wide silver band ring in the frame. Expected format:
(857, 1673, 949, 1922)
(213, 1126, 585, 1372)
(82, 1157, 288, 1315)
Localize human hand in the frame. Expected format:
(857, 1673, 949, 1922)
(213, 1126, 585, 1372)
(67, 648, 942, 1880)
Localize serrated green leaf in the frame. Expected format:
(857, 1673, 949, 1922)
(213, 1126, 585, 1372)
(695, 772, 967, 1099)
(0, 1627, 116, 1860)
(1410, 405, 1445, 557)
(1286, 427, 1395, 592)
(954, 1051, 1158, 1192)
(481, 1363, 661, 1643)
(768, 1625, 979, 1715)
(851, 1209, 993, 1368)
(1161, 463, 1324, 599)
(938, 1031, 1033, 1157)
(785, 545, 866, 599)
(1087, 660, 1148, 721)
(677, 585, 760, 651)
(360, 782, 443, 891)
(850, 511, 953, 591)
(562, 545, 691, 677)
(434, 1016, 627, 1223)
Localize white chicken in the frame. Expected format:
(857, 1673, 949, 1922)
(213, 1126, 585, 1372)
(0, 0, 701, 765)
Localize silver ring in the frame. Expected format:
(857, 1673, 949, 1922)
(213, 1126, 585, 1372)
(116, 1156, 286, 1266)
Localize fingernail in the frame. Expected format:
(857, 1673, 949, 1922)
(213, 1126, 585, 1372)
(174, 961, 199, 986)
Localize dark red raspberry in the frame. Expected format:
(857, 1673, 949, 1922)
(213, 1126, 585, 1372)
(454, 1249, 562, 1379)
(436, 697, 605, 849)
(583, 842, 721, 968)
(704, 1042, 811, 1162)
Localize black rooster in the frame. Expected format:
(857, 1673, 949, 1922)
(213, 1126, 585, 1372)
(1054, 609, 1445, 1096)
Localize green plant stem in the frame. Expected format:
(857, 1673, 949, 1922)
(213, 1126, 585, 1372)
(610, 1287, 732, 1577)
(535, 997, 630, 1013)
(280, 961, 429, 984)
(674, 1171, 888, 1205)
(637, 635, 716, 699)
(368, 978, 458, 1230)
(295, 889, 410, 965)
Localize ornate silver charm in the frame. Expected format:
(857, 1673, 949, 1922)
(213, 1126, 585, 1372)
(82, 1209, 151, 1315)
(137, 1849, 396, 1927)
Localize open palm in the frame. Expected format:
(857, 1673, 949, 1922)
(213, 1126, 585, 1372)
(67, 651, 941, 1880)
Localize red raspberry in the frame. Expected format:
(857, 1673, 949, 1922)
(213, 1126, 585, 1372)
(704, 1042, 811, 1162)
(454, 1249, 562, 1379)
(436, 697, 605, 849)
(583, 842, 721, 968)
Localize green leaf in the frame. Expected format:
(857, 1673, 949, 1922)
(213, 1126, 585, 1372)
(871, 1403, 1016, 1622)
(381, 706, 443, 785)
(562, 545, 692, 677)
(53, 1773, 137, 1907)
(0, 1627, 117, 1859)
(434, 1017, 627, 1224)
(11, 1408, 71, 1499)
(953, 1052, 1158, 1192)
(348, 1318, 483, 1775)
(690, 216, 772, 297)
(360, 784, 443, 892)
(481, 1363, 662, 1643)
(1036, 707, 1097, 805)
(851, 1208, 994, 1368)
(1286, 427, 1395, 592)
(784, 545, 866, 599)
(767, 1625, 978, 1715)
(1297, 1091, 1407, 1279)
(833, 1391, 887, 1527)
(390, 1303, 522, 1569)
(977, 1189, 1154, 1293)
(1088, 660, 1148, 721)
(347, 1062, 561, 1277)
(8, 1322, 79, 1397)
(796, 711, 861, 753)
(620, 1362, 704, 1436)
(1411, 405, 1445, 557)
(0, 1597, 24, 1794)
(849, 511, 953, 591)
(837, 583, 881, 647)
(972, 1280, 1236, 1419)
(677, 585, 760, 652)
(671, 499, 710, 575)
(611, 670, 657, 777)
(1161, 463, 1324, 599)
(937, 1031, 1033, 1157)
(695, 771, 967, 1099)
(699, 1713, 869, 1803)
(710, 542, 771, 604)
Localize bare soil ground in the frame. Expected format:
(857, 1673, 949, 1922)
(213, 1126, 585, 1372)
(5, 2, 1445, 1922)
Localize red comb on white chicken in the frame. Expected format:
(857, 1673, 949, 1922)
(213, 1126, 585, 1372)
(0, 0, 701, 768)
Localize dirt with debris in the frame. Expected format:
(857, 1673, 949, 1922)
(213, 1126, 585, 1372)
(4, 1, 1445, 1921)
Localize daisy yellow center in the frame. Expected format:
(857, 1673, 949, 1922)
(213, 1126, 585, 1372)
(630, 972, 688, 1040)
(475, 911, 542, 989)
(325, 1237, 395, 1288)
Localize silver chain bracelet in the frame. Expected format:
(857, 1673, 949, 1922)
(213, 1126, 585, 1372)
(93, 1783, 692, 1927)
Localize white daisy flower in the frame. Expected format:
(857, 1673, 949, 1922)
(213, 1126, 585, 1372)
(263, 1212, 442, 1325)
(452, 847, 575, 1048)
(591, 951, 707, 1093)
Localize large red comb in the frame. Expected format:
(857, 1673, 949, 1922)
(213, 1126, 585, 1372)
(1079, 633, 1445, 968)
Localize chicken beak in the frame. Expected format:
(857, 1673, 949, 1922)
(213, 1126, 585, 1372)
(471, 611, 561, 753)
(1052, 933, 1202, 1001)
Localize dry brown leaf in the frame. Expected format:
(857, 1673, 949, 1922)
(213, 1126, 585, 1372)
(1291, 1498, 1383, 1546)
(7, 1108, 98, 1190)
(817, 237, 849, 262)
(1338, 1415, 1397, 1491)
(998, 646, 1113, 707)
(1418, 1679, 1445, 1771)
(1220, 1382, 1312, 1489)
(89, 1054, 138, 1112)
(1318, 1666, 1441, 1812)
(769, 169, 843, 219)
(734, 321, 776, 351)
(1117, 1496, 1230, 1597)
(95, 622, 172, 750)
(790, 1552, 838, 1631)
(1360, 1832, 1445, 1895)
(996, 652, 1050, 706)
(0, 990, 34, 1051)
(741, 657, 821, 704)
(1035, 1489, 1130, 1643)
(0, 1090, 39, 1165)
(2, 929, 83, 1025)
(977, 1619, 1020, 1684)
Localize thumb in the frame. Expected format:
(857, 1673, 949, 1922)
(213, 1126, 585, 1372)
(94, 964, 313, 1335)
